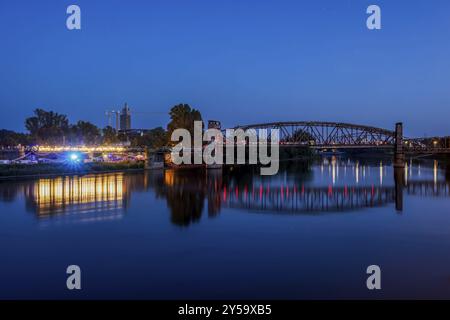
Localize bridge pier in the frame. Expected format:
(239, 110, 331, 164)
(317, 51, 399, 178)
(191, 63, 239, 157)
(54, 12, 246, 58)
(394, 167, 405, 212)
(394, 122, 405, 168)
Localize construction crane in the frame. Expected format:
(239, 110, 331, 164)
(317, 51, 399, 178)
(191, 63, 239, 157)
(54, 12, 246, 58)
(105, 110, 120, 131)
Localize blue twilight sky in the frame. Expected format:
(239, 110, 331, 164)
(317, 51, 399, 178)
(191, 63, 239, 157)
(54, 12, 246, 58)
(0, 0, 449, 136)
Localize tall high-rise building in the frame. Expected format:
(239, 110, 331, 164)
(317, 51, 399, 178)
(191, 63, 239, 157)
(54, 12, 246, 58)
(120, 103, 131, 131)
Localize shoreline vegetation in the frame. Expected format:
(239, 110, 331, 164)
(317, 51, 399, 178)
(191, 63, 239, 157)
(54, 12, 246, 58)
(0, 162, 145, 180)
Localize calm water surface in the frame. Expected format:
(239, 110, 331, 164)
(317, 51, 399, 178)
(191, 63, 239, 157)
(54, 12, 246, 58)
(1, 156, 450, 299)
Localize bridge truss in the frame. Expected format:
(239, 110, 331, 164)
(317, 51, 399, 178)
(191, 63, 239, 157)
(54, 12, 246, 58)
(233, 122, 395, 148)
(232, 121, 449, 153)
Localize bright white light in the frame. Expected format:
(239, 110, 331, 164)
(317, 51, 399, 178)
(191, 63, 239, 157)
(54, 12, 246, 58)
(70, 154, 78, 161)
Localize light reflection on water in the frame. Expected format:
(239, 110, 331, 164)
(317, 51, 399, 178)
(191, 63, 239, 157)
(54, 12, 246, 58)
(1, 156, 449, 225)
(1, 156, 450, 299)
(33, 175, 125, 216)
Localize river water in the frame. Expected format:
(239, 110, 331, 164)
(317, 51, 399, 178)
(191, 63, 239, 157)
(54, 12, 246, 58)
(1, 156, 450, 299)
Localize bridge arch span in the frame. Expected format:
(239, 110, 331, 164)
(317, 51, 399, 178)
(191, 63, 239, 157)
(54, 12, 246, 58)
(231, 121, 396, 148)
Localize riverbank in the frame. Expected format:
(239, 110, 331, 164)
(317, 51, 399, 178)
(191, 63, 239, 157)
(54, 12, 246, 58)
(0, 162, 145, 180)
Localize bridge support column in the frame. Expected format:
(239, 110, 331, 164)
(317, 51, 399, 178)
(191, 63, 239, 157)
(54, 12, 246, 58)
(394, 122, 405, 168)
(394, 166, 405, 212)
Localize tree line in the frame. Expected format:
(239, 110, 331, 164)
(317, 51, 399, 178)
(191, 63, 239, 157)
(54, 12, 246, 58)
(0, 104, 202, 149)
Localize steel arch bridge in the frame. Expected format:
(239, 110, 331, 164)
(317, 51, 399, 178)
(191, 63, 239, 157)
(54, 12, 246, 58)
(228, 121, 449, 153)
(232, 121, 396, 149)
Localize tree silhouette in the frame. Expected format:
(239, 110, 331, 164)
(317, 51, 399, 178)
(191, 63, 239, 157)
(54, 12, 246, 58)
(167, 104, 202, 145)
(102, 126, 119, 145)
(70, 121, 101, 145)
(25, 109, 69, 144)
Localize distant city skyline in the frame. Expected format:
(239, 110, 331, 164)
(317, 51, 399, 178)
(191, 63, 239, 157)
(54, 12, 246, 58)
(1, 0, 450, 137)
